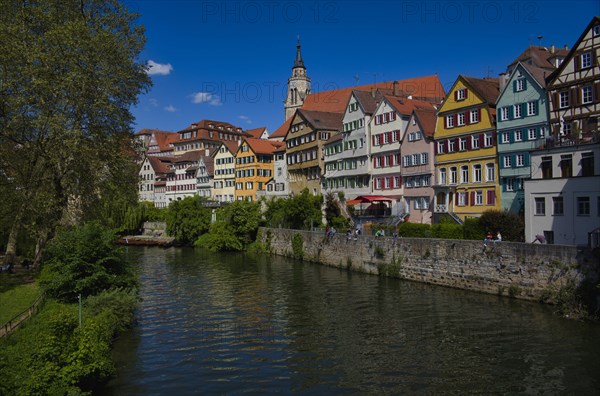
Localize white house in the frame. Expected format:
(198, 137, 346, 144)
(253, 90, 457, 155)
(524, 142, 599, 246)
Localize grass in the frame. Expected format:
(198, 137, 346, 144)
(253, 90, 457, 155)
(0, 282, 40, 324)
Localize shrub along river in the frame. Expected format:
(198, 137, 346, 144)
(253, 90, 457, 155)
(103, 246, 600, 394)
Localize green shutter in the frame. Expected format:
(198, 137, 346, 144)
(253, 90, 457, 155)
(513, 80, 517, 92)
(508, 106, 514, 120)
(522, 79, 527, 90)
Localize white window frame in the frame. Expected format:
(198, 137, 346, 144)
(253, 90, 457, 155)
(582, 85, 593, 104)
(514, 130, 523, 142)
(503, 155, 512, 168)
(446, 115, 455, 128)
(470, 109, 479, 124)
(513, 104, 522, 118)
(506, 178, 515, 192)
(559, 91, 569, 108)
(484, 133, 493, 147)
(457, 112, 465, 126)
(473, 164, 482, 183)
(501, 132, 510, 143)
(500, 107, 509, 121)
(475, 191, 483, 206)
(581, 52, 592, 69)
(516, 154, 524, 167)
(528, 128, 537, 140)
(472, 135, 480, 149)
(485, 163, 495, 182)
(460, 166, 469, 183)
(527, 101, 536, 116)
(516, 79, 525, 92)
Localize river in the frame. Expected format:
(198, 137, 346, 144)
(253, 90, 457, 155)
(103, 246, 600, 395)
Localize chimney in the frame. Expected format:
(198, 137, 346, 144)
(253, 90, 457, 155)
(550, 44, 555, 54)
(393, 80, 399, 96)
(499, 72, 508, 91)
(564, 44, 569, 51)
(371, 87, 376, 98)
(205, 148, 210, 156)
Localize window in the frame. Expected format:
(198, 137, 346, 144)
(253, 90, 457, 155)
(470, 109, 479, 124)
(582, 85, 593, 104)
(516, 154, 525, 167)
(503, 155, 512, 168)
(514, 130, 523, 142)
(460, 166, 469, 183)
(412, 153, 420, 166)
(527, 128, 537, 140)
(448, 140, 455, 152)
(437, 141, 445, 154)
(527, 101, 537, 116)
(475, 191, 483, 205)
(450, 167, 457, 184)
(473, 164, 482, 182)
(459, 138, 467, 151)
(560, 154, 572, 177)
(457, 112, 465, 126)
(581, 52, 592, 69)
(501, 132, 510, 143)
(513, 104, 522, 118)
(559, 91, 569, 108)
(456, 88, 467, 100)
(535, 197, 545, 215)
(516, 79, 525, 92)
(446, 115, 455, 128)
(486, 163, 495, 182)
(582, 152, 594, 177)
(484, 133, 493, 147)
(541, 156, 552, 178)
(472, 135, 480, 149)
(577, 197, 590, 216)
(506, 178, 515, 192)
(553, 197, 564, 216)
(500, 107, 509, 121)
(421, 153, 428, 164)
(439, 168, 447, 185)
(594, 24, 600, 36)
(458, 192, 466, 206)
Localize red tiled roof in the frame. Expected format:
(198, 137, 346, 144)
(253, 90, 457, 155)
(412, 108, 438, 139)
(507, 45, 569, 71)
(245, 127, 267, 138)
(325, 133, 343, 145)
(461, 76, 500, 105)
(149, 131, 178, 153)
(243, 137, 282, 155)
(298, 109, 343, 131)
(383, 95, 437, 115)
(147, 156, 172, 174)
(271, 117, 292, 139)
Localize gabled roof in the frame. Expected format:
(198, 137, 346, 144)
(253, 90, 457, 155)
(547, 16, 600, 85)
(179, 119, 244, 134)
(325, 132, 343, 145)
(271, 117, 292, 139)
(297, 109, 343, 131)
(412, 108, 438, 139)
(352, 90, 384, 115)
(245, 127, 268, 139)
(242, 137, 283, 155)
(507, 45, 569, 72)
(135, 128, 169, 136)
(301, 75, 445, 113)
(147, 156, 173, 174)
(148, 131, 178, 153)
(216, 140, 239, 156)
(203, 156, 214, 177)
(461, 76, 500, 105)
(383, 95, 437, 115)
(520, 62, 551, 88)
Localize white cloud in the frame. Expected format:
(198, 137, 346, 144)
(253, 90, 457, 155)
(148, 98, 159, 107)
(164, 105, 177, 112)
(191, 92, 222, 106)
(147, 60, 173, 76)
(239, 115, 252, 124)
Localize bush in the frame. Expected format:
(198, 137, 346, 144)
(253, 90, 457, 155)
(39, 222, 136, 303)
(166, 196, 211, 244)
(264, 189, 322, 230)
(463, 218, 484, 240)
(397, 223, 432, 238)
(195, 222, 243, 252)
(432, 223, 464, 239)
(478, 210, 524, 242)
(292, 233, 304, 260)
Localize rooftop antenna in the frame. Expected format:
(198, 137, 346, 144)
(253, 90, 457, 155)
(537, 35, 543, 46)
(485, 67, 493, 78)
(353, 74, 360, 85)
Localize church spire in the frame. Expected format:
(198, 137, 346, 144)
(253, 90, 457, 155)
(294, 36, 305, 69)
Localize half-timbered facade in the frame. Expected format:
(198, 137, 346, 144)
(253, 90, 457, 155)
(546, 16, 600, 143)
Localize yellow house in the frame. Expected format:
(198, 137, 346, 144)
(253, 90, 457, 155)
(234, 138, 283, 201)
(433, 75, 501, 222)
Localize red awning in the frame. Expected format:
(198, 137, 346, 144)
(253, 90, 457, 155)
(347, 195, 393, 205)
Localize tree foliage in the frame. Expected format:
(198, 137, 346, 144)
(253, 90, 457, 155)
(0, 0, 151, 264)
(478, 209, 525, 242)
(195, 222, 244, 252)
(264, 189, 323, 230)
(39, 222, 136, 303)
(165, 196, 212, 244)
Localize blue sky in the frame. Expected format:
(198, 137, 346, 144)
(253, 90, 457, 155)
(127, 0, 599, 134)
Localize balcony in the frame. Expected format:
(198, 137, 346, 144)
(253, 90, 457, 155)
(435, 204, 447, 213)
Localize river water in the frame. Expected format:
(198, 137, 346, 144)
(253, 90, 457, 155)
(103, 246, 600, 395)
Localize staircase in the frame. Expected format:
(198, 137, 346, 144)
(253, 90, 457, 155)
(447, 212, 464, 225)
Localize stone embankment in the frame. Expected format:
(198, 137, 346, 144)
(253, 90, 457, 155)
(117, 221, 174, 247)
(260, 227, 600, 303)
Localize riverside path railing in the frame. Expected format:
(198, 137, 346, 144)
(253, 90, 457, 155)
(0, 294, 45, 338)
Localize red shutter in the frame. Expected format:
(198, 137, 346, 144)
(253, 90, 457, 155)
(574, 52, 580, 71)
(465, 111, 470, 125)
(434, 141, 438, 154)
(388, 154, 393, 167)
(492, 131, 497, 146)
(465, 192, 470, 206)
(470, 191, 475, 205)
(477, 109, 481, 123)
(479, 134, 484, 147)
(373, 135, 376, 146)
(454, 90, 458, 101)
(595, 82, 600, 104)
(455, 193, 459, 205)
(387, 132, 393, 142)
(453, 113, 458, 126)
(464, 89, 469, 99)
(466, 135, 472, 150)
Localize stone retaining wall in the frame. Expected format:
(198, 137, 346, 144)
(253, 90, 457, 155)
(260, 227, 600, 303)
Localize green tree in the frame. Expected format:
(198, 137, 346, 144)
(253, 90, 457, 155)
(39, 222, 136, 303)
(0, 0, 151, 266)
(165, 196, 211, 244)
(220, 200, 262, 245)
(195, 222, 243, 252)
(264, 189, 322, 230)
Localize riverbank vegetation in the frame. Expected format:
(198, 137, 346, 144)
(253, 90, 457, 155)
(0, 223, 138, 395)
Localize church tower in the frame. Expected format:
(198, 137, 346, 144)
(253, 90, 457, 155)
(284, 38, 311, 121)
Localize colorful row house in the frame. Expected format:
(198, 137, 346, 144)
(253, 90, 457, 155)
(433, 76, 501, 223)
(235, 138, 282, 201)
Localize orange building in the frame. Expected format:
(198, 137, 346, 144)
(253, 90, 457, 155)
(235, 138, 283, 201)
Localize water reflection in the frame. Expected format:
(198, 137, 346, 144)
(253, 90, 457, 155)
(104, 247, 600, 395)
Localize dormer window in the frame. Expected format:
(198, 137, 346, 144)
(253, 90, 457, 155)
(456, 88, 467, 101)
(593, 25, 600, 36)
(515, 79, 526, 92)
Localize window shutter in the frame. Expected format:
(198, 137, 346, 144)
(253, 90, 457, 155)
(455, 193, 459, 205)
(553, 92, 559, 110)
(477, 109, 481, 122)
(454, 90, 458, 100)
(572, 87, 580, 106)
(453, 113, 458, 126)
(466, 136, 472, 150)
(574, 53, 580, 71)
(508, 106, 514, 120)
(513, 80, 517, 92)
(465, 90, 469, 99)
(465, 192, 469, 206)
(388, 131, 393, 142)
(522, 79, 527, 90)
(492, 131, 497, 146)
(464, 111, 470, 125)
(534, 100, 539, 115)
(372, 135, 376, 146)
(595, 82, 600, 103)
(470, 192, 475, 205)
(479, 134, 484, 147)
(521, 103, 526, 117)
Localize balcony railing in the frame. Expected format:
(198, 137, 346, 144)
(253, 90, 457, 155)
(435, 204, 447, 213)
